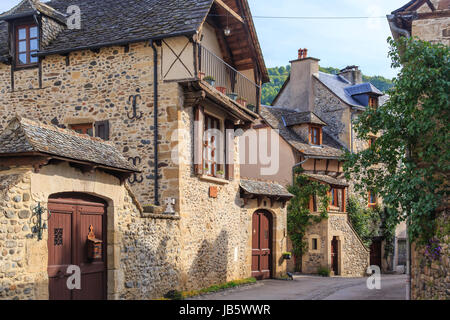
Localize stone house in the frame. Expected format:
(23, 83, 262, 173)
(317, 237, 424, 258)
(388, 0, 449, 300)
(0, 0, 293, 300)
(240, 49, 391, 277)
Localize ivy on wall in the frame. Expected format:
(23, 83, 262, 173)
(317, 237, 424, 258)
(287, 168, 330, 269)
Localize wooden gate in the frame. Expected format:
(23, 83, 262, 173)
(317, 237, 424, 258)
(251, 210, 272, 280)
(48, 193, 107, 300)
(370, 238, 382, 269)
(331, 236, 339, 275)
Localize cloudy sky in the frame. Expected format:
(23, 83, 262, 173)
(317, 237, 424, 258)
(1, 0, 408, 78)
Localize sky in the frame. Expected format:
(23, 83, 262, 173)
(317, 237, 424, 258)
(0, 0, 408, 79)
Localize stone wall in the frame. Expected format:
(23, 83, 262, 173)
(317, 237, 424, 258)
(329, 213, 369, 277)
(0, 40, 181, 206)
(411, 211, 449, 300)
(0, 163, 182, 300)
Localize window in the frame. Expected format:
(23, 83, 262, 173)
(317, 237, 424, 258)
(70, 121, 110, 140)
(329, 187, 346, 212)
(369, 96, 378, 109)
(203, 114, 223, 177)
(16, 24, 39, 66)
(71, 123, 93, 136)
(312, 238, 318, 250)
(310, 126, 322, 145)
(368, 190, 377, 207)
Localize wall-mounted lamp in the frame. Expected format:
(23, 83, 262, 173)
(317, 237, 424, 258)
(32, 202, 51, 241)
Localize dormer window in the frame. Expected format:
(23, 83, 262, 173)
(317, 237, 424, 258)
(369, 96, 378, 109)
(15, 23, 39, 66)
(309, 125, 322, 146)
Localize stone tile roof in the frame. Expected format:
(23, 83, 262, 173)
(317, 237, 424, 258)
(0, 117, 137, 172)
(240, 179, 293, 198)
(283, 111, 327, 127)
(0, 0, 215, 60)
(315, 72, 364, 108)
(260, 105, 345, 159)
(345, 83, 383, 97)
(304, 173, 349, 187)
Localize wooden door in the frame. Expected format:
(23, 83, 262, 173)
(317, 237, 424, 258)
(251, 210, 272, 280)
(48, 193, 107, 300)
(331, 236, 339, 275)
(370, 239, 382, 269)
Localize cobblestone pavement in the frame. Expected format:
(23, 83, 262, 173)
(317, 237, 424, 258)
(190, 274, 407, 300)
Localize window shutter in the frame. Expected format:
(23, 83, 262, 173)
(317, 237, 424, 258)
(95, 120, 110, 141)
(225, 120, 235, 181)
(194, 106, 204, 175)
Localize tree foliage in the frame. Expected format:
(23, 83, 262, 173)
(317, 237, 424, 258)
(287, 168, 329, 260)
(343, 37, 450, 245)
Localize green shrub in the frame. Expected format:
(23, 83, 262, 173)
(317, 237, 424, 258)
(317, 266, 331, 277)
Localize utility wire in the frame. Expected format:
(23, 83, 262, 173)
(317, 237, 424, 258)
(209, 14, 387, 20)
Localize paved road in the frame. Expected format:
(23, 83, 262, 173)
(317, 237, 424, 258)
(190, 274, 407, 300)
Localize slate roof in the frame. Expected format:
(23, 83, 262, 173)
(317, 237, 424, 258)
(260, 105, 345, 159)
(304, 173, 348, 187)
(0, 0, 67, 23)
(344, 83, 383, 97)
(315, 72, 366, 108)
(283, 111, 327, 127)
(240, 179, 293, 198)
(0, 117, 138, 172)
(0, 0, 215, 60)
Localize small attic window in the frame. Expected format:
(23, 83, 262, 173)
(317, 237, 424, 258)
(15, 23, 39, 66)
(369, 96, 378, 109)
(309, 125, 322, 146)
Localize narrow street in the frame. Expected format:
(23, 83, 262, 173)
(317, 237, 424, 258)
(190, 274, 407, 300)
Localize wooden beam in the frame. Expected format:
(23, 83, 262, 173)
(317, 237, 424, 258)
(215, 0, 244, 23)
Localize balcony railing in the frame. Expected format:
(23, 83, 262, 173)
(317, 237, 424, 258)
(197, 44, 260, 112)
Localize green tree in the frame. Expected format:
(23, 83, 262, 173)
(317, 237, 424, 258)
(343, 37, 450, 245)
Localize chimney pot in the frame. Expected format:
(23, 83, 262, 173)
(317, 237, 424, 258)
(298, 49, 304, 59)
(303, 49, 308, 58)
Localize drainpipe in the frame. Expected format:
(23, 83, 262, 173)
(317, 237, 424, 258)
(292, 157, 310, 185)
(150, 40, 160, 206)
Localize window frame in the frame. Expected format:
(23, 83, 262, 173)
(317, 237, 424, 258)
(15, 23, 39, 67)
(329, 187, 347, 212)
(70, 123, 94, 136)
(368, 190, 377, 207)
(203, 113, 224, 178)
(368, 136, 377, 148)
(368, 96, 378, 109)
(309, 125, 322, 146)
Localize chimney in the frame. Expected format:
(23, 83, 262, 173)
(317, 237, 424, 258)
(274, 48, 319, 112)
(339, 66, 362, 85)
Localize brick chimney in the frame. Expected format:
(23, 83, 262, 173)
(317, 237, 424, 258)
(274, 48, 319, 112)
(339, 66, 363, 85)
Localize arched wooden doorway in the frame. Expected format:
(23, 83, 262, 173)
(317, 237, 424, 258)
(47, 193, 107, 300)
(251, 210, 273, 280)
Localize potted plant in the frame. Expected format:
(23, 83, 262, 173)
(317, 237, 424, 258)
(227, 92, 238, 101)
(236, 97, 248, 108)
(215, 86, 227, 94)
(198, 71, 205, 80)
(216, 170, 225, 179)
(282, 252, 292, 260)
(247, 104, 256, 112)
(204, 76, 215, 87)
